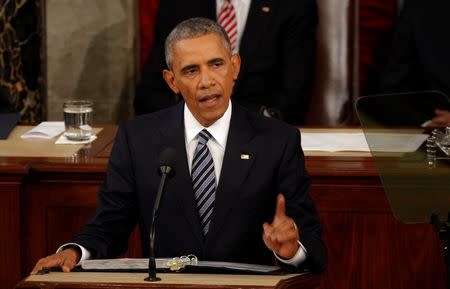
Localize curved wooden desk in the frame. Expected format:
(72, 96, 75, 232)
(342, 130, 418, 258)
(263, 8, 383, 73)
(1, 126, 445, 289)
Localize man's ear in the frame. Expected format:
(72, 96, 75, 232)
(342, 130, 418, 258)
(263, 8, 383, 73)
(163, 69, 180, 94)
(231, 54, 241, 81)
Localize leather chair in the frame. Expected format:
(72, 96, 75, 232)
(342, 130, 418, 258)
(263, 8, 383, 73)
(306, 0, 359, 126)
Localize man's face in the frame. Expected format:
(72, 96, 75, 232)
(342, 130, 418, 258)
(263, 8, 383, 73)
(163, 33, 241, 127)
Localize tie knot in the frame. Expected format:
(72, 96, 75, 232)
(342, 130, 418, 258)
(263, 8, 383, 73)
(198, 129, 212, 145)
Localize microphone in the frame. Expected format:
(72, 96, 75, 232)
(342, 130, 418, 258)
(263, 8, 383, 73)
(145, 148, 177, 282)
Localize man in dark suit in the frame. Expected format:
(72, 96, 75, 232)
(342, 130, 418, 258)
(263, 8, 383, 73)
(32, 18, 326, 274)
(380, 0, 450, 126)
(134, 0, 317, 125)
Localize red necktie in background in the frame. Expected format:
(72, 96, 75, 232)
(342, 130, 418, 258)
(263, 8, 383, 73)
(218, 0, 238, 53)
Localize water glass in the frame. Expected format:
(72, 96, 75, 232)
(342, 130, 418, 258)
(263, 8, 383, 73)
(63, 100, 93, 141)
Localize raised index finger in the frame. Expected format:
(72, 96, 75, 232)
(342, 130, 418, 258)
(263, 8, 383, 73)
(275, 194, 286, 218)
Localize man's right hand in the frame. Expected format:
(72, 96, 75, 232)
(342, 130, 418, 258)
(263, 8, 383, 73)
(31, 247, 81, 274)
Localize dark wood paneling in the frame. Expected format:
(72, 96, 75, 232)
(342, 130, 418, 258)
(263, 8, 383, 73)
(311, 176, 446, 289)
(0, 166, 27, 289)
(21, 180, 100, 277)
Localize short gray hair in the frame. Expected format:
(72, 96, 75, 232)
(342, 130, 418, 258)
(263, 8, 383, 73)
(164, 17, 232, 69)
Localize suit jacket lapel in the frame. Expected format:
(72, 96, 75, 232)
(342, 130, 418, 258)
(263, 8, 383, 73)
(158, 102, 204, 246)
(206, 103, 256, 247)
(236, 0, 275, 90)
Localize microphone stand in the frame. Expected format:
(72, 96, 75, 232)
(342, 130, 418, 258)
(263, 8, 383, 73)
(145, 165, 172, 282)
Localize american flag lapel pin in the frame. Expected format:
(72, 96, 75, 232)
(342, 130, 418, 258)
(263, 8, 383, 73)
(240, 154, 250, 160)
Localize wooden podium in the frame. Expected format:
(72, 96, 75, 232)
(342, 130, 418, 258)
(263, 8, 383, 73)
(2, 126, 447, 289)
(15, 272, 319, 289)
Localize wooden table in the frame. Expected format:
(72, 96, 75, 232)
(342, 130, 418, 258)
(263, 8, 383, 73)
(15, 272, 319, 289)
(1, 127, 446, 289)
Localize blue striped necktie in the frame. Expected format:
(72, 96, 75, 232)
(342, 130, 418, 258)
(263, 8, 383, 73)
(191, 129, 216, 236)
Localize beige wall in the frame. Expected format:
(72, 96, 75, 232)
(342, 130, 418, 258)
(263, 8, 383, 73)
(45, 0, 138, 123)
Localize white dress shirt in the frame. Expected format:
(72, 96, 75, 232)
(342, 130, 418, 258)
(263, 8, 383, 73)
(184, 101, 231, 183)
(59, 101, 306, 266)
(216, 0, 251, 52)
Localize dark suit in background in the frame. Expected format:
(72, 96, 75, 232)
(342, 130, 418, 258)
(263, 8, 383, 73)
(134, 0, 318, 125)
(380, 0, 450, 96)
(71, 102, 327, 273)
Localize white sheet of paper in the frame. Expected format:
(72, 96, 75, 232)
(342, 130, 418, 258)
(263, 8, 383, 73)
(301, 132, 428, 153)
(21, 121, 65, 139)
(301, 133, 370, 152)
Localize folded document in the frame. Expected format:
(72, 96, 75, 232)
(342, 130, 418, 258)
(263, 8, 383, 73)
(21, 122, 65, 139)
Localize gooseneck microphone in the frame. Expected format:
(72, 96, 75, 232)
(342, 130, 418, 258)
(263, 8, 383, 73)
(145, 148, 177, 282)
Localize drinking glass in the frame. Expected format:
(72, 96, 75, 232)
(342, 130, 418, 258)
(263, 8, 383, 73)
(63, 100, 93, 141)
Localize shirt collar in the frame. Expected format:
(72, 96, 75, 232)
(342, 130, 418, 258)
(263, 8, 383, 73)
(184, 100, 232, 148)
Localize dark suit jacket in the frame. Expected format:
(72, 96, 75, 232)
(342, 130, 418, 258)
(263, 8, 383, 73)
(72, 102, 326, 273)
(134, 0, 317, 125)
(380, 0, 450, 96)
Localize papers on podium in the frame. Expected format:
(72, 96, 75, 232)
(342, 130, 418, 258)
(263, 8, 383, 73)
(301, 132, 428, 153)
(81, 258, 283, 275)
(21, 122, 65, 139)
